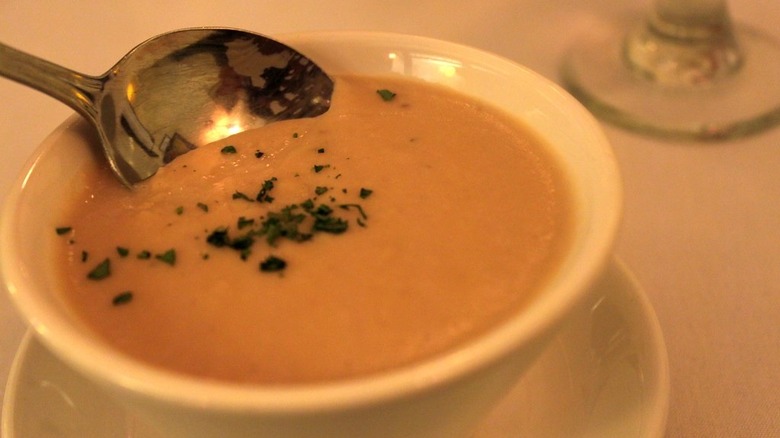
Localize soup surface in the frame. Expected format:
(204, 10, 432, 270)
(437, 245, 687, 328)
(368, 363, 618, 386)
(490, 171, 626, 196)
(54, 75, 573, 384)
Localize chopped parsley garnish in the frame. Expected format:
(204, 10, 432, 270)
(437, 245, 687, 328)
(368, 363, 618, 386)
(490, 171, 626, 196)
(77, 157, 377, 280)
(232, 191, 254, 202)
(254, 150, 264, 158)
(81, 251, 89, 262)
(317, 148, 325, 154)
(112, 291, 133, 306)
(313, 215, 348, 233)
(256, 177, 277, 203)
(300, 199, 315, 210)
(206, 228, 230, 247)
(87, 258, 111, 280)
(55, 226, 72, 235)
(155, 249, 176, 266)
(339, 203, 368, 220)
(260, 205, 311, 246)
(309, 204, 348, 234)
(292, 132, 299, 139)
(221, 145, 237, 154)
(230, 235, 255, 251)
(377, 89, 396, 101)
(260, 255, 286, 272)
(311, 203, 333, 216)
(237, 216, 255, 229)
(359, 188, 373, 199)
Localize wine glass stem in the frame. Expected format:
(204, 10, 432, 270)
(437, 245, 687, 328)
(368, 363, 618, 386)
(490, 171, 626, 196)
(624, 0, 742, 87)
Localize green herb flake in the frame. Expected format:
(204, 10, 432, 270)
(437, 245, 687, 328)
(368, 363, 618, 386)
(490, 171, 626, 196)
(310, 205, 348, 234)
(137, 250, 152, 260)
(359, 188, 373, 199)
(313, 164, 330, 173)
(81, 251, 89, 262)
(206, 228, 230, 247)
(230, 235, 255, 251)
(112, 291, 133, 306)
(292, 132, 299, 139)
(315, 186, 328, 196)
(155, 249, 176, 266)
(55, 226, 72, 235)
(340, 203, 368, 220)
(313, 216, 348, 234)
(232, 191, 254, 202)
(196, 202, 209, 212)
(221, 145, 237, 154)
(300, 199, 315, 210)
(87, 258, 111, 280)
(260, 205, 311, 246)
(254, 150, 265, 158)
(260, 255, 287, 272)
(317, 148, 325, 154)
(237, 216, 255, 229)
(175, 206, 184, 215)
(377, 89, 397, 102)
(313, 204, 333, 216)
(117, 247, 130, 257)
(256, 177, 278, 203)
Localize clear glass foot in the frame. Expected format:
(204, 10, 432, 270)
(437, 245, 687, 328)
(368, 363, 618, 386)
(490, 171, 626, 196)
(561, 1, 780, 141)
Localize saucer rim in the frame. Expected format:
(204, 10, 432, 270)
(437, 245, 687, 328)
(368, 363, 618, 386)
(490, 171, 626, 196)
(613, 257, 669, 437)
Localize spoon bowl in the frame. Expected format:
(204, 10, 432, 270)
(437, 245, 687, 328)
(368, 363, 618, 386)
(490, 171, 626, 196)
(0, 28, 334, 185)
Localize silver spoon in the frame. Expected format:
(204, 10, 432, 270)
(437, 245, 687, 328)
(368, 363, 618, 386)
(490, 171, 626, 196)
(0, 28, 333, 186)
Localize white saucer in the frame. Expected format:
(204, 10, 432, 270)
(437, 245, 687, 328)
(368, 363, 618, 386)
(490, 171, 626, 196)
(2, 258, 668, 437)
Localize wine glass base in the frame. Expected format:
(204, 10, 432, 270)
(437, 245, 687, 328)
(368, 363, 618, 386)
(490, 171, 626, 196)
(561, 22, 780, 141)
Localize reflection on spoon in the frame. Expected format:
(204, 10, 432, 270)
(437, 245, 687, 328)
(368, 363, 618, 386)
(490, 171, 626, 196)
(0, 28, 334, 186)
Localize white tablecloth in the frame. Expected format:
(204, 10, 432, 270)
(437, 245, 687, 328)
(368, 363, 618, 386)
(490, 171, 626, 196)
(2, 1, 779, 436)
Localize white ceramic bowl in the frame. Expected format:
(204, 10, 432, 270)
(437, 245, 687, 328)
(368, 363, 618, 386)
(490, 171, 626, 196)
(0, 31, 622, 437)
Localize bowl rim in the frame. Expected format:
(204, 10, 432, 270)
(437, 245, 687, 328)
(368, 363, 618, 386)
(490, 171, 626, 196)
(0, 29, 622, 413)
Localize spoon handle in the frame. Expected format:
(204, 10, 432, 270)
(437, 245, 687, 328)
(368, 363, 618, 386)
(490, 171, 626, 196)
(0, 42, 103, 121)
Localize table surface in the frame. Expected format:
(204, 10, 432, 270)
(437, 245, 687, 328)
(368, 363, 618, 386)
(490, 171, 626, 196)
(1, 1, 779, 436)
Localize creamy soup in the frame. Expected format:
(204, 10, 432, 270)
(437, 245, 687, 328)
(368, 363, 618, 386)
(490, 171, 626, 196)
(54, 75, 573, 384)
